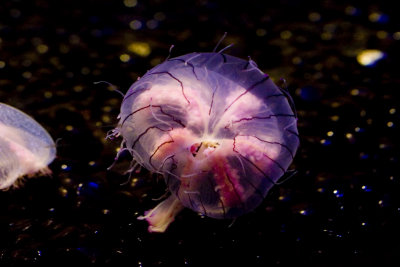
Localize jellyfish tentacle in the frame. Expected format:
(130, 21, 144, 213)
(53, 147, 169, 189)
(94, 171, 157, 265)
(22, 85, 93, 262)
(213, 32, 227, 52)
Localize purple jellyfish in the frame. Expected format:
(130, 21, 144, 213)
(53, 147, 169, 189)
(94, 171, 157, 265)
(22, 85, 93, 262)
(111, 51, 299, 232)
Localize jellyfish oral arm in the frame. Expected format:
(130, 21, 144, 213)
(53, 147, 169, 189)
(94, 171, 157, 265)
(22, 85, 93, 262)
(137, 194, 184, 233)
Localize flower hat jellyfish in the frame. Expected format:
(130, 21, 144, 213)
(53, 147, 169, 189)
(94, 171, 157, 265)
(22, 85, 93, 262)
(0, 103, 56, 189)
(111, 44, 299, 233)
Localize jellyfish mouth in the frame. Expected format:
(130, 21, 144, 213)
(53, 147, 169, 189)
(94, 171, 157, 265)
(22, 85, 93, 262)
(190, 141, 220, 159)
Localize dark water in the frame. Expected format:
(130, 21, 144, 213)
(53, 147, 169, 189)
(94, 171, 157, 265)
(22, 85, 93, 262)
(1, 0, 399, 266)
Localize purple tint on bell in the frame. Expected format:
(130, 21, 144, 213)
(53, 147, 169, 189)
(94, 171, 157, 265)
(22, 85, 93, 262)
(0, 103, 56, 189)
(112, 52, 299, 232)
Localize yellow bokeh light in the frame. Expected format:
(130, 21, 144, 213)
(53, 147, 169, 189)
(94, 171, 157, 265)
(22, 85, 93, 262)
(128, 42, 151, 57)
(356, 49, 385, 66)
(120, 53, 131, 62)
(37, 44, 49, 54)
(280, 30, 292, 40)
(376, 31, 388, 39)
(102, 115, 111, 123)
(368, 12, 382, 22)
(350, 88, 359, 96)
(308, 12, 321, 22)
(61, 164, 68, 170)
(345, 6, 357, 15)
(256, 28, 267, 37)
(123, 0, 137, 7)
(44, 91, 53, 99)
(22, 71, 32, 79)
(330, 115, 339, 121)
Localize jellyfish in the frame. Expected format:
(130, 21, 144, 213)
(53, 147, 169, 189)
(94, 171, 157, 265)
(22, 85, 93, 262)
(111, 51, 299, 232)
(0, 103, 56, 189)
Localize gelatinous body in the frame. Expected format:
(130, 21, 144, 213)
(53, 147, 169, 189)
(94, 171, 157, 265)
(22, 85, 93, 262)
(0, 103, 56, 189)
(113, 52, 299, 232)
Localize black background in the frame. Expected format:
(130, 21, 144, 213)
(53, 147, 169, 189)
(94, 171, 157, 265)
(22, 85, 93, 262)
(1, 0, 399, 266)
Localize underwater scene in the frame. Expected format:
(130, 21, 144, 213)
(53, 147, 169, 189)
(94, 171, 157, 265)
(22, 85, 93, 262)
(0, 0, 399, 266)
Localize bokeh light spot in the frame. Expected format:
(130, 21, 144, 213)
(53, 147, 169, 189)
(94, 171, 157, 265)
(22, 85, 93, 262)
(356, 49, 385, 66)
(123, 0, 137, 8)
(120, 53, 131, 62)
(128, 42, 151, 57)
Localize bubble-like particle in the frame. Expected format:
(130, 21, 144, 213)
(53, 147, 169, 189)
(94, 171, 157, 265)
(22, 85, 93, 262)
(0, 103, 56, 189)
(112, 52, 299, 232)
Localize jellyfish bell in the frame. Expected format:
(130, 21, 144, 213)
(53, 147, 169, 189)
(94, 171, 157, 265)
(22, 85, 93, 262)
(0, 103, 56, 190)
(112, 51, 299, 232)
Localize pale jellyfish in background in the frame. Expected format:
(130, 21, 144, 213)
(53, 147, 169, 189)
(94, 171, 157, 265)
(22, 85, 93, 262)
(0, 103, 56, 189)
(111, 51, 299, 232)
